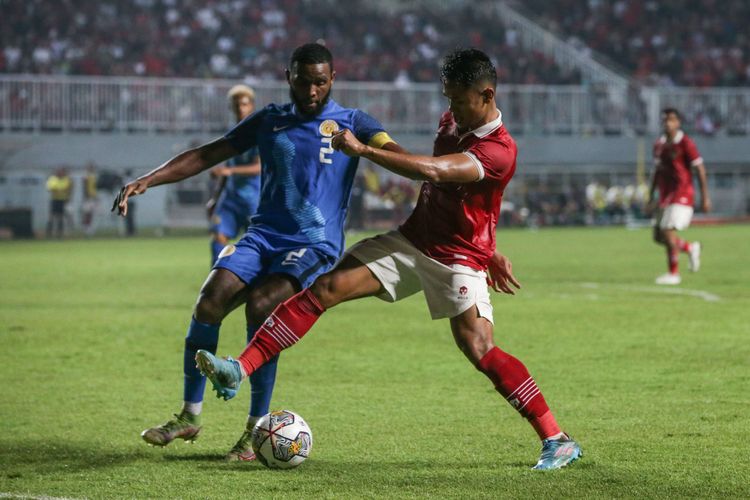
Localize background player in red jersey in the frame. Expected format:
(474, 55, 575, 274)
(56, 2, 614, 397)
(196, 49, 582, 470)
(649, 108, 711, 285)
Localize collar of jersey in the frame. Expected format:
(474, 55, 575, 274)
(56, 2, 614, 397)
(291, 99, 337, 119)
(458, 109, 503, 141)
(659, 130, 684, 144)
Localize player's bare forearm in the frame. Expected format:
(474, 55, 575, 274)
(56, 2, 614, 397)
(362, 146, 442, 181)
(224, 161, 261, 177)
(693, 163, 711, 212)
(207, 175, 228, 217)
(113, 138, 236, 216)
(647, 168, 658, 202)
(146, 139, 236, 188)
(381, 141, 408, 154)
(332, 129, 478, 183)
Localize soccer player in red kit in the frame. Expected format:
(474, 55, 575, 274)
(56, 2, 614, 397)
(649, 108, 711, 285)
(196, 49, 582, 470)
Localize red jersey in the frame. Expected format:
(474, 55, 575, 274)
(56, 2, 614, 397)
(399, 110, 517, 271)
(652, 130, 703, 207)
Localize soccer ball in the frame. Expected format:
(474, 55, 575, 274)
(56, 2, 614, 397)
(251, 410, 313, 469)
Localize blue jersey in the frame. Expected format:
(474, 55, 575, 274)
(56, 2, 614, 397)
(224, 99, 387, 258)
(223, 146, 261, 208)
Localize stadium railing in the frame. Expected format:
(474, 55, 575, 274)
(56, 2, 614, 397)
(1, 75, 749, 136)
(497, 0, 630, 88)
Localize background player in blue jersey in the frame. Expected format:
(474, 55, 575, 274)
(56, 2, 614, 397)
(113, 43, 402, 460)
(207, 84, 262, 265)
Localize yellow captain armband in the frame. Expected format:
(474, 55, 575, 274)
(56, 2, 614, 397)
(367, 131, 396, 149)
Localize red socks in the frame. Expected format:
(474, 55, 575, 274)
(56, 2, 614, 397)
(676, 238, 691, 253)
(668, 247, 679, 274)
(237, 289, 325, 376)
(238, 294, 563, 440)
(667, 239, 691, 274)
(478, 347, 562, 440)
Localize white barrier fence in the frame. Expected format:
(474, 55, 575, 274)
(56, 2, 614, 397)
(1, 75, 749, 136)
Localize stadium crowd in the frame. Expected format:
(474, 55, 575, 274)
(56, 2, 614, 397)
(519, 0, 750, 87)
(493, 179, 651, 227)
(1, 0, 580, 85)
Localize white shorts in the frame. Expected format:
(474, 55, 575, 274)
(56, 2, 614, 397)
(345, 230, 494, 323)
(657, 204, 693, 230)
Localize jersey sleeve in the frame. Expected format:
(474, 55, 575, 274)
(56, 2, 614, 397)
(684, 137, 703, 167)
(223, 107, 268, 153)
(352, 110, 395, 149)
(465, 140, 516, 182)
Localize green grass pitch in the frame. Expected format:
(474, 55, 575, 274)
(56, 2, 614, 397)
(1, 225, 749, 498)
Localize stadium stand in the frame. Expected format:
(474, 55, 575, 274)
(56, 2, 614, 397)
(0, 0, 580, 84)
(516, 0, 750, 87)
(1, 1, 749, 235)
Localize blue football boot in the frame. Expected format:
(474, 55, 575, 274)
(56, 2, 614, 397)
(532, 434, 582, 470)
(195, 350, 243, 401)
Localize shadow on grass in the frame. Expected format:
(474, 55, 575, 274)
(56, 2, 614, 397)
(1, 441, 150, 476)
(198, 457, 534, 475)
(0, 440, 228, 477)
(161, 453, 225, 462)
(507, 459, 594, 470)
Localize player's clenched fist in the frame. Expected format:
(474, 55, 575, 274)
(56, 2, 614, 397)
(112, 177, 150, 216)
(331, 129, 366, 157)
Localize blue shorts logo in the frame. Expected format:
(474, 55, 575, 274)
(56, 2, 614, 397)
(282, 248, 308, 266)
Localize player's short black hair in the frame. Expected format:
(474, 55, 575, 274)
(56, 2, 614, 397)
(661, 107, 681, 119)
(290, 43, 334, 71)
(440, 48, 497, 89)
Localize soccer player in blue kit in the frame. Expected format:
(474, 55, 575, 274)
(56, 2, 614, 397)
(207, 84, 261, 265)
(113, 43, 402, 460)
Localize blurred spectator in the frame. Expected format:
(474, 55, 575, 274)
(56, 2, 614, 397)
(518, 0, 750, 87)
(81, 162, 99, 237)
(46, 167, 72, 237)
(585, 180, 607, 225)
(508, 178, 650, 227)
(0, 0, 580, 85)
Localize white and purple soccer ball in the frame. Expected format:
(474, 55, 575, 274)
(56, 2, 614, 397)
(251, 410, 313, 469)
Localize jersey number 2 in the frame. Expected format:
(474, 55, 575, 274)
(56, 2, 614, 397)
(320, 137, 334, 164)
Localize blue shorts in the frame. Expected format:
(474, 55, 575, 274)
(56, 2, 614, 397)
(211, 196, 258, 240)
(213, 230, 337, 289)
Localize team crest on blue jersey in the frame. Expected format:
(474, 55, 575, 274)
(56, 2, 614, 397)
(218, 244, 236, 259)
(319, 119, 339, 137)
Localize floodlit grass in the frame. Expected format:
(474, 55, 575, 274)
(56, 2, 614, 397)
(1, 225, 749, 498)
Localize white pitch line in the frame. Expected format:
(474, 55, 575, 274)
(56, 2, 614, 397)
(0, 493, 82, 500)
(579, 282, 721, 302)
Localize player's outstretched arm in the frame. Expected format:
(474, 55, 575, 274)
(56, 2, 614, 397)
(380, 141, 408, 154)
(212, 159, 262, 177)
(486, 251, 521, 295)
(206, 174, 228, 218)
(646, 165, 659, 215)
(332, 129, 480, 183)
(206, 155, 261, 217)
(112, 138, 238, 216)
(692, 162, 711, 213)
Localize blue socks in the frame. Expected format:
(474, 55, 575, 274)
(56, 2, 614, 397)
(182, 317, 278, 417)
(247, 322, 279, 418)
(183, 317, 220, 403)
(210, 239, 225, 266)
